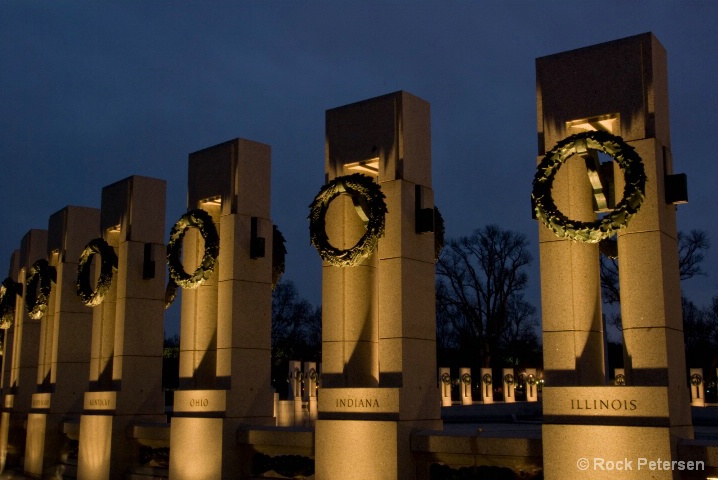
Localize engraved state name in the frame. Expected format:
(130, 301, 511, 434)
(335, 398, 380, 408)
(570, 399, 637, 411)
(89, 399, 113, 407)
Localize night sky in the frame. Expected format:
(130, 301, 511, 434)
(1, 2, 716, 338)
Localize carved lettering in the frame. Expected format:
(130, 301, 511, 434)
(189, 398, 209, 407)
(570, 398, 637, 411)
(89, 399, 111, 407)
(334, 398, 380, 408)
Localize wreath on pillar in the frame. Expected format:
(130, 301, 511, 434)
(482, 373, 493, 385)
(441, 372, 452, 385)
(503, 374, 514, 386)
(308, 368, 318, 382)
(691, 374, 703, 387)
(308, 173, 387, 267)
(526, 374, 537, 386)
(25, 259, 56, 320)
(0, 278, 22, 328)
(532, 130, 646, 243)
(76, 238, 118, 307)
(460, 373, 472, 385)
(167, 209, 220, 289)
(615, 373, 626, 386)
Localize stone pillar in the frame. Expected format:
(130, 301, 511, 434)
(304, 362, 318, 425)
(23, 206, 100, 477)
(689, 368, 705, 407)
(503, 368, 516, 403)
(1, 230, 49, 471)
(479, 368, 492, 404)
(77, 176, 167, 480)
(288, 360, 302, 399)
(439, 368, 452, 407)
(458, 368, 472, 405)
(0, 250, 21, 472)
(524, 368, 538, 402)
(536, 33, 692, 479)
(315, 91, 441, 480)
(169, 139, 274, 480)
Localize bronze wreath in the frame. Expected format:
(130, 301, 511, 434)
(0, 278, 22, 328)
(308, 368, 318, 382)
(77, 238, 118, 307)
(482, 373, 492, 385)
(309, 173, 387, 267)
(167, 209, 220, 289)
(441, 372, 452, 385)
(532, 130, 646, 243)
(461, 373, 472, 385)
(691, 374, 703, 387)
(25, 259, 56, 320)
(615, 373, 626, 386)
(526, 374, 537, 386)
(272, 225, 286, 289)
(503, 374, 514, 386)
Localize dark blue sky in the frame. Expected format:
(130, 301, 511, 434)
(1, 2, 716, 338)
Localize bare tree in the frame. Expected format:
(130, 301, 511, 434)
(602, 230, 711, 334)
(601, 229, 710, 306)
(272, 279, 321, 360)
(436, 225, 536, 368)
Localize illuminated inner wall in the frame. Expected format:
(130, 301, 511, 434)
(316, 91, 441, 480)
(536, 33, 692, 479)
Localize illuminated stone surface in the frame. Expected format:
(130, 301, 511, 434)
(536, 33, 692, 479)
(170, 139, 275, 478)
(77, 176, 167, 479)
(0, 230, 47, 471)
(23, 206, 99, 477)
(439, 367, 451, 407)
(479, 368, 491, 405)
(690, 369, 705, 408)
(316, 91, 441, 479)
(503, 368, 516, 403)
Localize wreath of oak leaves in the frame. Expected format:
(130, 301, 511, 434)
(77, 238, 118, 307)
(482, 373, 493, 385)
(25, 259, 56, 320)
(441, 372, 452, 385)
(691, 374, 703, 387)
(0, 278, 22, 328)
(309, 173, 387, 267)
(615, 373, 626, 386)
(532, 130, 647, 243)
(504, 374, 515, 386)
(461, 373, 472, 385)
(167, 209, 220, 289)
(526, 374, 537, 386)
